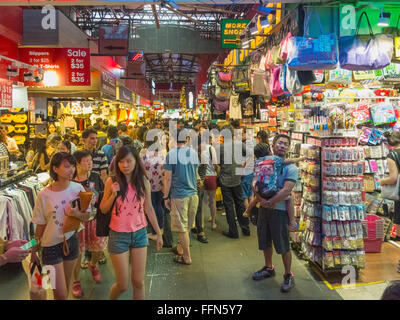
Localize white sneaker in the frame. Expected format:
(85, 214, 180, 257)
(207, 217, 212, 222)
(221, 212, 226, 216)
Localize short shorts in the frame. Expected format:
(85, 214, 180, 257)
(108, 227, 149, 255)
(42, 232, 79, 265)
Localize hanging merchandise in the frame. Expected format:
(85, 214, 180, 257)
(339, 12, 393, 71)
(217, 71, 233, 89)
(243, 97, 254, 117)
(270, 66, 284, 97)
(297, 70, 316, 86)
(286, 66, 304, 95)
(382, 15, 400, 63)
(313, 70, 325, 84)
(265, 47, 277, 70)
(0, 114, 13, 123)
(229, 92, 242, 119)
(280, 32, 293, 63)
(287, 9, 338, 71)
(251, 69, 269, 96)
(381, 63, 400, 82)
(213, 98, 230, 112)
(326, 67, 353, 85)
(71, 102, 83, 115)
(279, 64, 288, 92)
(233, 67, 251, 92)
(350, 103, 371, 125)
(370, 102, 397, 126)
(81, 101, 93, 115)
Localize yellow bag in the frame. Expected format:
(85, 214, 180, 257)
(14, 124, 28, 133)
(215, 187, 223, 202)
(13, 114, 28, 123)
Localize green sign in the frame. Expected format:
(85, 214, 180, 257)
(221, 19, 250, 49)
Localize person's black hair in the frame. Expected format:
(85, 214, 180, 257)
(82, 128, 97, 139)
(32, 137, 47, 155)
(49, 152, 76, 181)
(381, 281, 400, 300)
(120, 136, 133, 146)
(137, 126, 148, 143)
(107, 126, 119, 139)
(49, 135, 62, 145)
(103, 119, 109, 126)
(272, 134, 291, 146)
(384, 131, 400, 147)
(60, 140, 72, 153)
(118, 123, 128, 133)
(254, 143, 271, 159)
(71, 134, 80, 145)
(114, 146, 146, 204)
(231, 119, 240, 129)
(73, 149, 92, 164)
(93, 123, 101, 131)
(257, 130, 269, 144)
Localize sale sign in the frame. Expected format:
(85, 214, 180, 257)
(0, 79, 12, 109)
(19, 48, 91, 86)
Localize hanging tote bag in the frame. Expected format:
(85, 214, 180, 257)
(382, 15, 400, 62)
(280, 32, 293, 62)
(286, 66, 304, 95)
(339, 12, 393, 71)
(287, 9, 338, 71)
(213, 98, 230, 112)
(233, 67, 251, 92)
(270, 67, 284, 97)
(381, 151, 400, 201)
(279, 64, 288, 92)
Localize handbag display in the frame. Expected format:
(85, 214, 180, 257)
(214, 85, 232, 101)
(381, 151, 400, 200)
(270, 66, 284, 97)
(233, 67, 250, 92)
(280, 32, 293, 62)
(287, 9, 338, 71)
(213, 98, 230, 112)
(286, 66, 304, 95)
(339, 12, 393, 71)
(251, 69, 268, 96)
(217, 72, 232, 89)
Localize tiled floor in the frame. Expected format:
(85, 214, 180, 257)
(0, 211, 396, 300)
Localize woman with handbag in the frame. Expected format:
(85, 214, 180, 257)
(380, 131, 400, 242)
(31, 152, 91, 300)
(100, 146, 162, 300)
(71, 150, 107, 298)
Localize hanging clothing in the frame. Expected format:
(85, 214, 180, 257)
(229, 92, 242, 119)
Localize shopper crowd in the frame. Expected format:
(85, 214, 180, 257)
(0, 118, 312, 300)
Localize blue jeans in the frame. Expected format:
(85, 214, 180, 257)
(151, 191, 164, 234)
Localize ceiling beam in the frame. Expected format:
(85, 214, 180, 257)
(151, 4, 161, 29)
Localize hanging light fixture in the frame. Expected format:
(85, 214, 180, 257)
(378, 9, 390, 27)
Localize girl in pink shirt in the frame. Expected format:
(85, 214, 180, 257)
(100, 146, 162, 300)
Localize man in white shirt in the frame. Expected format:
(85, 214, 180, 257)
(0, 126, 20, 156)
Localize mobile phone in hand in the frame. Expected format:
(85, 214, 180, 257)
(20, 239, 37, 250)
(70, 198, 81, 211)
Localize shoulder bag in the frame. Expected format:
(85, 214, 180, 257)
(381, 151, 400, 201)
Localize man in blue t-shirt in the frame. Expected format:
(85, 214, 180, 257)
(252, 134, 298, 293)
(163, 129, 200, 265)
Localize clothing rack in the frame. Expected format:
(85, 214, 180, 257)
(0, 170, 33, 188)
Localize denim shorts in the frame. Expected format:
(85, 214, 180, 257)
(108, 227, 149, 254)
(42, 233, 79, 265)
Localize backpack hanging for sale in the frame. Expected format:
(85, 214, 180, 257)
(233, 67, 251, 93)
(217, 71, 233, 89)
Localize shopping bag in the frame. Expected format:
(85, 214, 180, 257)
(22, 252, 47, 300)
(286, 66, 304, 95)
(339, 12, 393, 71)
(287, 9, 338, 71)
(270, 67, 284, 97)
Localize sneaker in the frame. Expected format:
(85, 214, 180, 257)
(252, 266, 275, 280)
(80, 258, 89, 269)
(88, 264, 102, 283)
(211, 223, 217, 230)
(281, 273, 295, 292)
(221, 212, 226, 216)
(72, 280, 83, 298)
(207, 217, 212, 222)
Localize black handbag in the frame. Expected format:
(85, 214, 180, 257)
(297, 70, 316, 85)
(96, 191, 119, 237)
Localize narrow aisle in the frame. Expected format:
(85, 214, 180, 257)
(0, 214, 342, 300)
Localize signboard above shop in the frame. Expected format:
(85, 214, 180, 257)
(101, 71, 116, 100)
(19, 48, 91, 87)
(0, 79, 12, 109)
(117, 85, 134, 104)
(221, 19, 250, 49)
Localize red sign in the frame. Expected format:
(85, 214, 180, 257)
(19, 48, 91, 86)
(0, 79, 12, 109)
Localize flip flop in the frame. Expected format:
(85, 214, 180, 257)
(174, 255, 191, 265)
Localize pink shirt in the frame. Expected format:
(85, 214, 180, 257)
(109, 184, 147, 233)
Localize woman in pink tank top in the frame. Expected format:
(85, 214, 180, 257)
(100, 146, 162, 300)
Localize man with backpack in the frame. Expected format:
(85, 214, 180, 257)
(101, 126, 121, 164)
